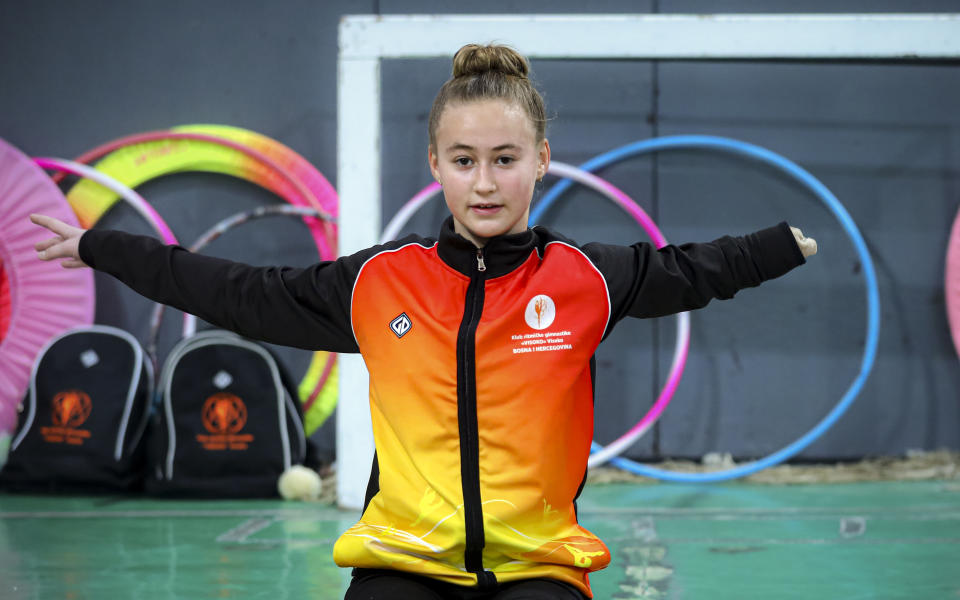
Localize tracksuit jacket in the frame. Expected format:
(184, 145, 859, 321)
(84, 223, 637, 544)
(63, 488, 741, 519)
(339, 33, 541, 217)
(79, 216, 806, 597)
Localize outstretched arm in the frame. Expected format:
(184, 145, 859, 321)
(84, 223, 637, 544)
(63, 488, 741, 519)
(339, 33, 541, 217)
(585, 221, 813, 324)
(29, 213, 362, 352)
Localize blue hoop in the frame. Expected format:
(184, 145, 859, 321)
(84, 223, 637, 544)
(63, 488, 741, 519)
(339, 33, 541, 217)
(533, 135, 880, 482)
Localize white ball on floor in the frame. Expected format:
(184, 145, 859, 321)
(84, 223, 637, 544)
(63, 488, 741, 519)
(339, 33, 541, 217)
(278, 465, 322, 501)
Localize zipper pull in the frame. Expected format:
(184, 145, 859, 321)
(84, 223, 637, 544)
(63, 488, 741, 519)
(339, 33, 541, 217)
(476, 248, 487, 272)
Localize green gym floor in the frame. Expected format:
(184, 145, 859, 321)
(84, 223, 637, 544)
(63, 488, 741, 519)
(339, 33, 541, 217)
(1, 480, 958, 599)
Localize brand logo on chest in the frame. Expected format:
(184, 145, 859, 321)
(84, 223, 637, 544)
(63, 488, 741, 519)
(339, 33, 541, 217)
(389, 312, 413, 338)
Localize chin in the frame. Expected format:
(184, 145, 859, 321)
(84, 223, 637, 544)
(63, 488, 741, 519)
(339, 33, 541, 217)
(456, 211, 525, 243)
(469, 224, 511, 241)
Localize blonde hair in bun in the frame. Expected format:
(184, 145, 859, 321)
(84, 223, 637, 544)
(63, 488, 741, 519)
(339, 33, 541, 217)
(429, 43, 546, 148)
(451, 43, 529, 79)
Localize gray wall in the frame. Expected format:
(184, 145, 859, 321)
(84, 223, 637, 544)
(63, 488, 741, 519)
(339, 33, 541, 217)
(2, 1, 958, 463)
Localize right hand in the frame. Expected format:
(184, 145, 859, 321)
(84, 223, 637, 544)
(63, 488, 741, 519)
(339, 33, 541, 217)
(30, 213, 89, 268)
(790, 226, 818, 259)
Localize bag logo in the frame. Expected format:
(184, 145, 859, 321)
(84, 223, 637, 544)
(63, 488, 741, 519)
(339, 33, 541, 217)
(41, 390, 92, 445)
(79, 349, 99, 368)
(389, 312, 412, 338)
(213, 370, 233, 389)
(196, 392, 254, 450)
(524, 294, 556, 330)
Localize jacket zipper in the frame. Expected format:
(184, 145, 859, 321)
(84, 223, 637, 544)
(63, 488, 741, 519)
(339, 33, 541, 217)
(455, 247, 496, 589)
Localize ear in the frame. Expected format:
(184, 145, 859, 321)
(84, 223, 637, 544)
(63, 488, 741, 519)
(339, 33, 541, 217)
(428, 145, 441, 182)
(537, 138, 551, 181)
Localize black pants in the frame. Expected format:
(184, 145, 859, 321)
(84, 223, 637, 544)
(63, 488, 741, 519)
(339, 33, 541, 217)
(345, 569, 588, 600)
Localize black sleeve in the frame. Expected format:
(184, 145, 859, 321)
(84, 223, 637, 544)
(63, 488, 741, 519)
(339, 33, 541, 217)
(79, 229, 368, 353)
(582, 221, 806, 328)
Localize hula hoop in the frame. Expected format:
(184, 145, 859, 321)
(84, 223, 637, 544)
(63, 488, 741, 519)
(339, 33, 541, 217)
(946, 206, 960, 359)
(55, 127, 336, 244)
(381, 161, 690, 469)
(36, 158, 178, 244)
(34, 157, 193, 341)
(379, 181, 444, 243)
(0, 138, 95, 434)
(148, 204, 338, 433)
(536, 135, 880, 482)
(540, 163, 690, 468)
(58, 126, 339, 434)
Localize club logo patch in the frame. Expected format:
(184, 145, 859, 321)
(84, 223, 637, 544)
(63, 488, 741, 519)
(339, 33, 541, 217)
(525, 295, 556, 330)
(197, 392, 253, 451)
(41, 390, 93, 445)
(389, 312, 412, 338)
(202, 393, 247, 435)
(52, 390, 92, 428)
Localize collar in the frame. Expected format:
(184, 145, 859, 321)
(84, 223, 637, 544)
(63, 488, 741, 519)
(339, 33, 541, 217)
(436, 216, 537, 278)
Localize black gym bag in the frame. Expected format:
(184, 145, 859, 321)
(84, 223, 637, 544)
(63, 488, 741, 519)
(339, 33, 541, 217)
(0, 325, 153, 492)
(145, 330, 313, 498)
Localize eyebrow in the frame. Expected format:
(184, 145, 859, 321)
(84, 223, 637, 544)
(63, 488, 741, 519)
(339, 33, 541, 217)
(444, 143, 521, 153)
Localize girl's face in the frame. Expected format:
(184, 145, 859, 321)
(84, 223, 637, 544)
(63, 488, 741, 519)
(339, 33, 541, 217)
(429, 100, 549, 248)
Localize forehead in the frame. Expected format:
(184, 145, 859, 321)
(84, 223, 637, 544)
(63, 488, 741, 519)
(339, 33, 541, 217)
(435, 100, 536, 149)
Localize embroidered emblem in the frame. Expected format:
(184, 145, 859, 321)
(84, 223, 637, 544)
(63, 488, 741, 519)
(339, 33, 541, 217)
(389, 312, 412, 338)
(524, 295, 556, 330)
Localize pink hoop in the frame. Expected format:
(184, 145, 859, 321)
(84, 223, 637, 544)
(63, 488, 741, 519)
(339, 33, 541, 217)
(946, 207, 960, 359)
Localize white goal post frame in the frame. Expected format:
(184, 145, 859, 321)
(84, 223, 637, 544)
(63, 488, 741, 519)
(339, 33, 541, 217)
(336, 13, 960, 510)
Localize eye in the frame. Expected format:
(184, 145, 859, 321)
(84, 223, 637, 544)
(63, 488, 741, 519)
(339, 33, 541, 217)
(496, 156, 515, 166)
(454, 157, 473, 167)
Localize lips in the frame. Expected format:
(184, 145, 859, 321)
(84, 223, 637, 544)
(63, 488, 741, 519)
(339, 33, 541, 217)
(470, 203, 502, 214)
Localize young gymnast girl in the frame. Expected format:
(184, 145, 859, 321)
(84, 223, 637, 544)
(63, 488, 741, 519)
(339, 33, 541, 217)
(32, 43, 816, 600)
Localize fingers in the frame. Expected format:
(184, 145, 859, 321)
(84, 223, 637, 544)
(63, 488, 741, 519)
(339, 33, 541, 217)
(41, 248, 87, 268)
(35, 237, 72, 261)
(798, 236, 817, 258)
(30, 213, 82, 239)
(35, 240, 84, 267)
(800, 238, 817, 257)
(35, 236, 64, 253)
(30, 213, 65, 233)
(790, 226, 817, 258)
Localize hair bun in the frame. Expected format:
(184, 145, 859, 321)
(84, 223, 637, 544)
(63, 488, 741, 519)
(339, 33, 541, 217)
(452, 43, 529, 79)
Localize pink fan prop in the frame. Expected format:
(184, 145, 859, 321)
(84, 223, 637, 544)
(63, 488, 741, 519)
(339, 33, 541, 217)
(0, 138, 95, 433)
(0, 260, 9, 341)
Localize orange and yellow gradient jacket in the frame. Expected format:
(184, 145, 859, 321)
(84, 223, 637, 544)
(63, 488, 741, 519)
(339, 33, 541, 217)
(80, 218, 805, 597)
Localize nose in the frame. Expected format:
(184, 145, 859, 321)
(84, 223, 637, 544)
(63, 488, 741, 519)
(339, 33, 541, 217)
(474, 163, 496, 194)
